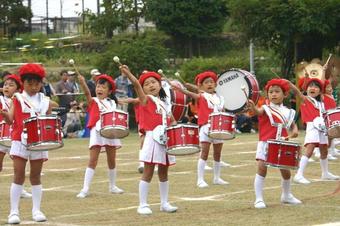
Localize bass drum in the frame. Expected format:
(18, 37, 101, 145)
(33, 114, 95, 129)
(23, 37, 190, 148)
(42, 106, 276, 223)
(162, 80, 188, 121)
(216, 69, 260, 113)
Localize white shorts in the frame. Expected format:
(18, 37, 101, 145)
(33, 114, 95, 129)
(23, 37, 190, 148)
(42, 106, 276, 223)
(304, 122, 328, 146)
(140, 131, 175, 166)
(199, 124, 224, 144)
(10, 141, 48, 161)
(255, 141, 268, 161)
(89, 127, 122, 149)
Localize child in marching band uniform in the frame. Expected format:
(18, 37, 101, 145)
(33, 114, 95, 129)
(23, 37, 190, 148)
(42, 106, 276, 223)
(120, 66, 178, 215)
(291, 78, 339, 184)
(175, 71, 228, 188)
(76, 74, 124, 198)
(1, 64, 57, 224)
(0, 74, 32, 199)
(248, 79, 301, 209)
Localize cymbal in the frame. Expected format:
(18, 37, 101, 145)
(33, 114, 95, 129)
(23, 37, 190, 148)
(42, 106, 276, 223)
(304, 63, 323, 80)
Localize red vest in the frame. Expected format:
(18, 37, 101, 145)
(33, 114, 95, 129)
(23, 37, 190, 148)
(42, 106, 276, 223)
(11, 98, 31, 141)
(197, 95, 213, 126)
(324, 95, 336, 110)
(87, 100, 100, 129)
(300, 98, 321, 123)
(139, 96, 170, 131)
(258, 111, 288, 141)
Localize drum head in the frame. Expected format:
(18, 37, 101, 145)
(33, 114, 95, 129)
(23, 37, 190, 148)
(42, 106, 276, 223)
(216, 69, 258, 113)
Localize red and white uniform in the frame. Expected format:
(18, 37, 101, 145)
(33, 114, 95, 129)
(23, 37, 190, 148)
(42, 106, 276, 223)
(197, 92, 225, 144)
(10, 91, 49, 160)
(256, 103, 295, 161)
(87, 97, 121, 149)
(0, 96, 11, 153)
(300, 97, 327, 146)
(139, 95, 175, 166)
(324, 94, 336, 111)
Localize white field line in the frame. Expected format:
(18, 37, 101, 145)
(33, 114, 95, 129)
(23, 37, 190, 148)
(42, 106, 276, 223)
(314, 222, 340, 226)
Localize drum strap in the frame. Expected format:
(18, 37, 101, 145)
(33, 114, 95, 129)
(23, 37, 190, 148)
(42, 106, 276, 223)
(306, 96, 325, 117)
(202, 92, 224, 112)
(0, 96, 10, 110)
(148, 95, 168, 126)
(93, 97, 116, 112)
(263, 105, 295, 129)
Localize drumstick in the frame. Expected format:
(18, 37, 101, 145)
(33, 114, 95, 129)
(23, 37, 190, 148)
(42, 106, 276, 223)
(113, 56, 123, 66)
(175, 72, 186, 83)
(68, 59, 81, 76)
(157, 69, 170, 80)
(241, 85, 249, 104)
(270, 68, 281, 78)
(323, 53, 333, 71)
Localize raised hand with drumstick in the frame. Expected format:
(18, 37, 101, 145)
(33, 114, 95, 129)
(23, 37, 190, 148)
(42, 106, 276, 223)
(76, 71, 124, 199)
(119, 65, 178, 215)
(246, 78, 301, 209)
(172, 71, 229, 188)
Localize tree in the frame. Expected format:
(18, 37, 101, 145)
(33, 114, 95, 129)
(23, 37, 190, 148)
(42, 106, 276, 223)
(0, 0, 32, 37)
(145, 0, 228, 57)
(228, 0, 340, 78)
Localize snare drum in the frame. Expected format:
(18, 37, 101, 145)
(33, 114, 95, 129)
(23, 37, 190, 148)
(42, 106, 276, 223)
(325, 108, 340, 138)
(100, 110, 129, 139)
(265, 139, 300, 170)
(23, 115, 63, 151)
(166, 124, 200, 155)
(208, 112, 235, 140)
(0, 121, 11, 147)
(216, 69, 260, 113)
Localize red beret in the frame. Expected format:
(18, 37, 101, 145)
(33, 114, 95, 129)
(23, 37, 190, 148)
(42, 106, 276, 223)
(323, 80, 331, 93)
(264, 78, 290, 94)
(139, 71, 161, 86)
(18, 63, 45, 78)
(298, 77, 308, 90)
(4, 74, 23, 91)
(304, 78, 324, 92)
(96, 74, 116, 92)
(195, 71, 218, 85)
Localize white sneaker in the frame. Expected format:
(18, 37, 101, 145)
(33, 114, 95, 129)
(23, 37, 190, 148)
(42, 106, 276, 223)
(213, 178, 229, 185)
(32, 210, 47, 222)
(160, 202, 178, 213)
(321, 172, 340, 180)
(204, 165, 212, 170)
(293, 175, 311, 184)
(137, 205, 152, 215)
(334, 149, 340, 156)
(254, 200, 266, 209)
(197, 180, 209, 188)
(250, 129, 256, 134)
(220, 161, 231, 167)
(20, 189, 32, 198)
(110, 186, 124, 194)
(328, 154, 338, 161)
(8, 213, 20, 224)
(76, 190, 89, 198)
(236, 129, 242, 134)
(308, 158, 316, 163)
(281, 194, 302, 205)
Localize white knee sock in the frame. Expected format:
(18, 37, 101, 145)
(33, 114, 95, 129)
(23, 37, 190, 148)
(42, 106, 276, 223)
(159, 181, 169, 206)
(281, 179, 291, 198)
(296, 156, 309, 177)
(320, 158, 329, 175)
(108, 168, 116, 188)
(197, 159, 206, 183)
(139, 180, 150, 207)
(213, 161, 221, 181)
(254, 174, 265, 201)
(32, 185, 42, 213)
(10, 183, 23, 215)
(82, 167, 95, 193)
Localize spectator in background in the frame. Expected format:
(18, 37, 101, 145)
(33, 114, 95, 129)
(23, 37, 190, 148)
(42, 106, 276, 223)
(55, 70, 76, 126)
(115, 73, 132, 112)
(235, 112, 256, 134)
(67, 71, 80, 93)
(0, 71, 11, 94)
(87, 69, 101, 97)
(41, 77, 56, 98)
(63, 100, 85, 138)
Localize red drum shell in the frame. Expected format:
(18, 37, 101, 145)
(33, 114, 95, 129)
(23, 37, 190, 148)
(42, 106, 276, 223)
(324, 108, 340, 138)
(23, 115, 63, 151)
(216, 69, 259, 113)
(166, 124, 200, 156)
(265, 139, 300, 170)
(208, 112, 235, 140)
(100, 110, 129, 139)
(0, 122, 11, 147)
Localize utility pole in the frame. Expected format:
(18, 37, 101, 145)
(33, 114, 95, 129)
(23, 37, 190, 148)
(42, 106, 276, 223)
(82, 0, 85, 34)
(97, 0, 100, 15)
(46, 0, 49, 34)
(28, 0, 32, 32)
(134, 0, 139, 34)
(60, 0, 64, 34)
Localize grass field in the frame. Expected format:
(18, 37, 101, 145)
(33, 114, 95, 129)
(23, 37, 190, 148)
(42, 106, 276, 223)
(0, 132, 340, 226)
